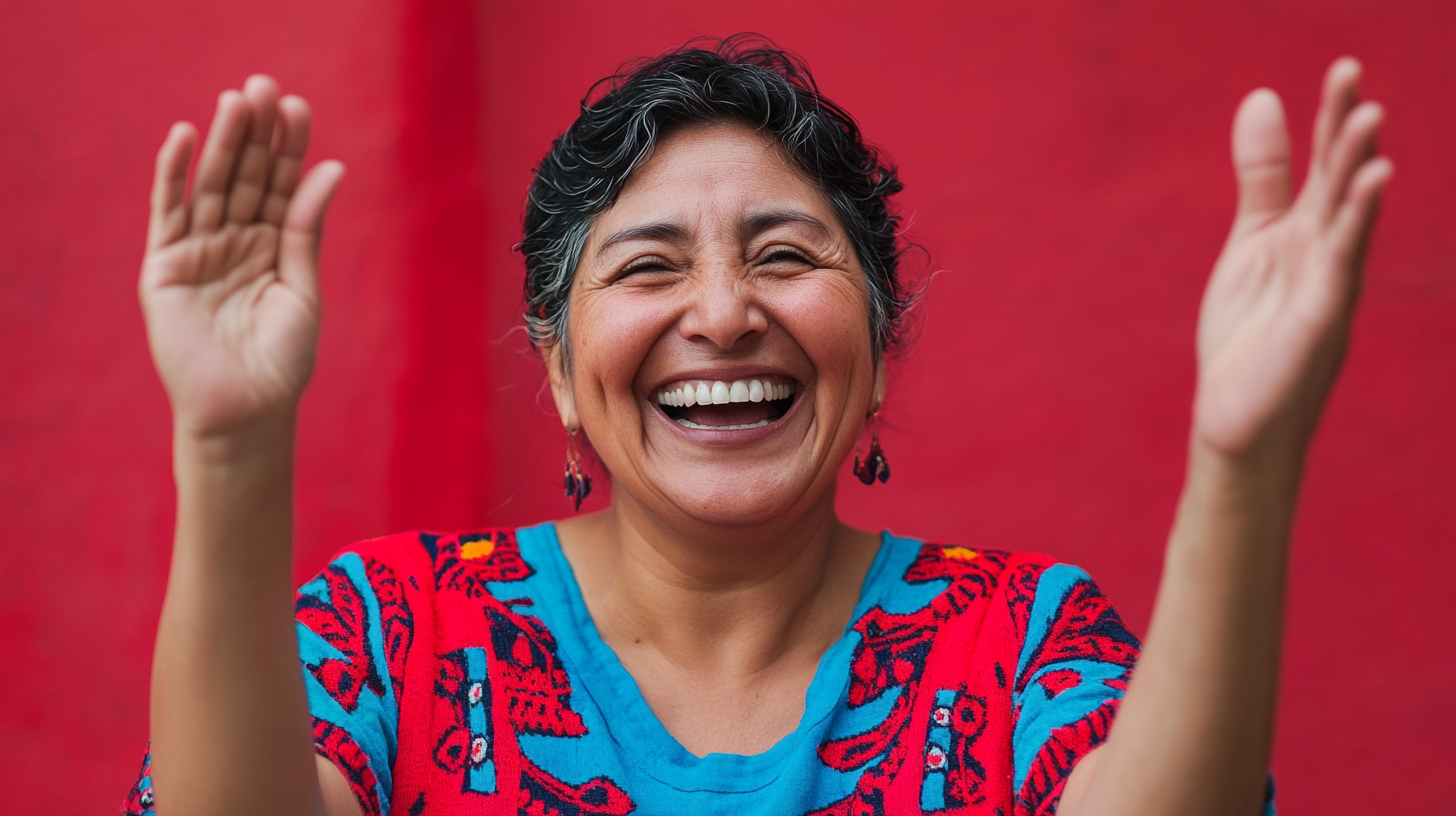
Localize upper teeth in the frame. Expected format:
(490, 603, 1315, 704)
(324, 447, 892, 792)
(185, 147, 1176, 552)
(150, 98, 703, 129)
(656, 378, 794, 407)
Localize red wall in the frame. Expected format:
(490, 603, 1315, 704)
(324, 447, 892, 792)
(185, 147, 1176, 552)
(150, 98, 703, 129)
(2, 2, 1452, 813)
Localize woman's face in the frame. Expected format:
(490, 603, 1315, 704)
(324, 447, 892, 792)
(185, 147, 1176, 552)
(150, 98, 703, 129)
(549, 122, 883, 527)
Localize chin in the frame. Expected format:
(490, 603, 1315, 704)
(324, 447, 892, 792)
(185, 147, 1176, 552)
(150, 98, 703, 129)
(666, 468, 818, 527)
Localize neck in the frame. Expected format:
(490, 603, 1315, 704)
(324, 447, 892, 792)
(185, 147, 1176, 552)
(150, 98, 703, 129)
(555, 481, 879, 675)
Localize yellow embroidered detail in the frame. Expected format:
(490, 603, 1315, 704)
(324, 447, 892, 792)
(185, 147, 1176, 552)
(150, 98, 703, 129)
(941, 546, 979, 561)
(461, 537, 496, 561)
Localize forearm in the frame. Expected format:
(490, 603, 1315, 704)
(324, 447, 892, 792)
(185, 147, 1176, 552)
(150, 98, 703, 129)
(150, 418, 321, 816)
(1071, 440, 1301, 816)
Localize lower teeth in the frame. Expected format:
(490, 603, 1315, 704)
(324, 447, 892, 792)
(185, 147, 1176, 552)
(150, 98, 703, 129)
(675, 418, 773, 430)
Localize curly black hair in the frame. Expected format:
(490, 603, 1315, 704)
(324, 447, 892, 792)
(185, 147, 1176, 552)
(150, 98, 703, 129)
(519, 34, 909, 361)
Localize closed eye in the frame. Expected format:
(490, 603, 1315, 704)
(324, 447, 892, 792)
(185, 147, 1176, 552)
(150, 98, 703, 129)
(758, 248, 815, 267)
(616, 256, 679, 280)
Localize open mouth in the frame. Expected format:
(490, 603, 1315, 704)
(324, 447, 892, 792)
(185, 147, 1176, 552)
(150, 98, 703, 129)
(654, 376, 798, 430)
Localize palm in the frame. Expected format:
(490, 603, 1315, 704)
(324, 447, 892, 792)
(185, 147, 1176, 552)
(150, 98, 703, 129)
(145, 221, 315, 431)
(141, 77, 343, 436)
(1193, 60, 1391, 457)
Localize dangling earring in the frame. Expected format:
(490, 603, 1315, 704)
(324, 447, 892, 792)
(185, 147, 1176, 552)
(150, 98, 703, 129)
(563, 429, 592, 511)
(852, 413, 891, 485)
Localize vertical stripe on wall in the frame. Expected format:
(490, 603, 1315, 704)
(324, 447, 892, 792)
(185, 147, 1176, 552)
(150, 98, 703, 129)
(390, 1, 492, 531)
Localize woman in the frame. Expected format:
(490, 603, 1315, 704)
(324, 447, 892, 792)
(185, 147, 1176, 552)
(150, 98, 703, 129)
(127, 38, 1390, 816)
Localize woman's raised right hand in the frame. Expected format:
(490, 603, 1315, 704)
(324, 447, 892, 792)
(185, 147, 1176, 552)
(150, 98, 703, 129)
(141, 75, 344, 438)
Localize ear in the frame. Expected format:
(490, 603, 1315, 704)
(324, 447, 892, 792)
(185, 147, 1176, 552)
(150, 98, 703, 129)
(870, 356, 887, 415)
(543, 343, 579, 431)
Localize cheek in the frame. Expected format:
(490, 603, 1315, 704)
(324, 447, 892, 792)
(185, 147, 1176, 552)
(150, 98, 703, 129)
(764, 274, 875, 374)
(568, 291, 676, 400)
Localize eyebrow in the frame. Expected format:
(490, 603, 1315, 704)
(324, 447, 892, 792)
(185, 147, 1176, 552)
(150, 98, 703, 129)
(594, 209, 832, 257)
(741, 209, 832, 239)
(595, 222, 691, 256)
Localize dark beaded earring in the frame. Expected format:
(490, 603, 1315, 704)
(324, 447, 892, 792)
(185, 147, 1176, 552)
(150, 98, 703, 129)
(563, 429, 592, 511)
(852, 414, 891, 485)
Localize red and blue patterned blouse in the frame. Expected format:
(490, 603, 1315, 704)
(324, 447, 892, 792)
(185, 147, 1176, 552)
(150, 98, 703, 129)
(127, 525, 1147, 816)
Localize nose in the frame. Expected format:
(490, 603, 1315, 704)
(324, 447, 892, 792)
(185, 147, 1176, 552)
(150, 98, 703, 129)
(678, 262, 767, 350)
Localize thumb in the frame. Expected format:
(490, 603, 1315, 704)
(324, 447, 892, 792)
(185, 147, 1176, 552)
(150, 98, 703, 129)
(1230, 88, 1292, 236)
(279, 159, 345, 305)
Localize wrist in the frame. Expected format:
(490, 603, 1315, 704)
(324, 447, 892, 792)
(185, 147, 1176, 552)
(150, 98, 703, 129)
(1183, 434, 1304, 526)
(173, 416, 297, 506)
(169, 413, 296, 569)
(174, 412, 297, 466)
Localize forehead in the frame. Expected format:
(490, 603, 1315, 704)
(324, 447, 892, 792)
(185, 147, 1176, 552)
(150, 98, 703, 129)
(590, 122, 840, 239)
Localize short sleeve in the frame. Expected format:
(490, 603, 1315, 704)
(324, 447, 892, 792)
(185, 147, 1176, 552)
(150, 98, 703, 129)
(1011, 564, 1141, 816)
(123, 549, 415, 816)
(294, 551, 415, 816)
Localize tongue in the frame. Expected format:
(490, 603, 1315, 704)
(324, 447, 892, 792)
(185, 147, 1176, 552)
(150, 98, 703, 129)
(681, 402, 777, 427)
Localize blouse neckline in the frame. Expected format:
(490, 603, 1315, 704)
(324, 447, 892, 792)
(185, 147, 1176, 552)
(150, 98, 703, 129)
(514, 522, 899, 793)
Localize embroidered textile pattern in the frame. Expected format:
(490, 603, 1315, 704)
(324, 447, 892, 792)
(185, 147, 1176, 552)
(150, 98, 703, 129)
(423, 530, 634, 816)
(919, 688, 993, 811)
(432, 648, 497, 793)
(125, 528, 1150, 816)
(296, 556, 414, 713)
(316, 719, 385, 815)
(810, 545, 1011, 815)
(430, 529, 535, 598)
(1010, 568, 1140, 815)
(295, 554, 414, 812)
(124, 750, 154, 814)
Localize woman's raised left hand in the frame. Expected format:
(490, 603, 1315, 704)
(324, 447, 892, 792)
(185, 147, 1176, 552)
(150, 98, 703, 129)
(1193, 58, 1392, 462)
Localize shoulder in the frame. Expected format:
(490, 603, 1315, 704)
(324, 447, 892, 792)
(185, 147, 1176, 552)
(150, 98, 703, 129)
(294, 526, 557, 663)
(304, 526, 545, 596)
(292, 525, 565, 716)
(875, 534, 1135, 655)
(895, 534, 1109, 595)
(879, 533, 1064, 606)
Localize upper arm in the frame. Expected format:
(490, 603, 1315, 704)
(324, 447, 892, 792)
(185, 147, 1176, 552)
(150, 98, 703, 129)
(124, 545, 419, 816)
(1011, 562, 1278, 816)
(317, 755, 366, 816)
(1056, 745, 1105, 816)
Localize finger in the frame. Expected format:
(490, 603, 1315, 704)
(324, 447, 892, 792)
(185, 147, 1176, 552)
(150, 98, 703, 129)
(1310, 58, 1362, 176)
(147, 122, 197, 252)
(1329, 156, 1393, 276)
(224, 75, 281, 224)
(191, 90, 251, 233)
(1230, 88, 1293, 235)
(1316, 101, 1384, 223)
(260, 95, 313, 226)
(278, 160, 345, 305)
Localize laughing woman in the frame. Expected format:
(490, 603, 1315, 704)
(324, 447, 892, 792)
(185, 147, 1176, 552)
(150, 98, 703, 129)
(128, 39, 1389, 816)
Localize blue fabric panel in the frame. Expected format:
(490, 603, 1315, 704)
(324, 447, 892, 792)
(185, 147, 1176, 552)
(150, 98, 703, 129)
(465, 647, 497, 793)
(920, 770, 946, 811)
(920, 688, 958, 811)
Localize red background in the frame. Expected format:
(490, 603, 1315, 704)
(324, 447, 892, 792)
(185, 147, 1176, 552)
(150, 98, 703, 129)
(2, 2, 1452, 813)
